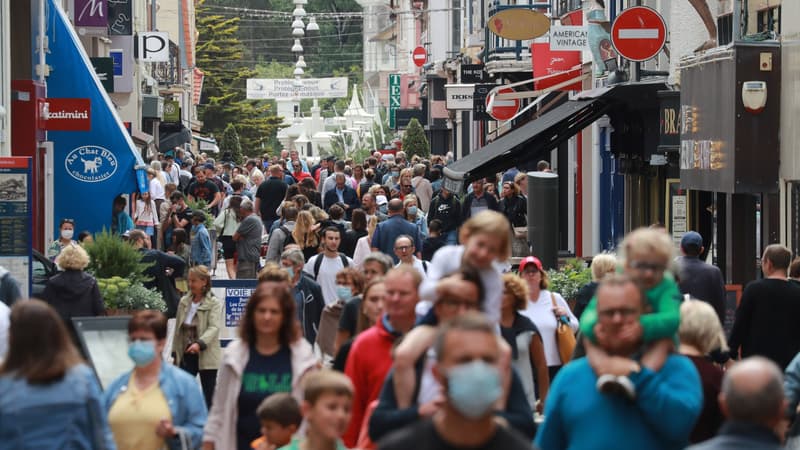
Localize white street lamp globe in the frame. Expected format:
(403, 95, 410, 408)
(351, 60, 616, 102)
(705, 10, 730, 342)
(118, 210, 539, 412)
(293, 67, 304, 76)
(294, 0, 308, 5)
(296, 56, 307, 68)
(306, 17, 320, 31)
(291, 39, 304, 52)
(293, 27, 305, 37)
(292, 18, 305, 29)
(292, 6, 306, 17)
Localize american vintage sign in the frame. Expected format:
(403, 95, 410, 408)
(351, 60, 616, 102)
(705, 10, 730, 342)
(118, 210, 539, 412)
(41, 98, 91, 131)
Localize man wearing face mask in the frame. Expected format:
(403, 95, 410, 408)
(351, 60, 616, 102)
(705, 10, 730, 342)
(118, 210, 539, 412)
(378, 312, 534, 450)
(370, 271, 536, 445)
(535, 274, 702, 450)
(281, 248, 325, 345)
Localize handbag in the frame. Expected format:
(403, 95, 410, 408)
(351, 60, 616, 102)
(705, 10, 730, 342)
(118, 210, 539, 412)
(551, 292, 576, 364)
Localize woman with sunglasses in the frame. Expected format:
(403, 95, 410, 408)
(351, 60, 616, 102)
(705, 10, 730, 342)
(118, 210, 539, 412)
(105, 310, 208, 450)
(47, 218, 77, 261)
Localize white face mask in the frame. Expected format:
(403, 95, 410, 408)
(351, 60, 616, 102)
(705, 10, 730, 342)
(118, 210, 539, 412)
(61, 229, 74, 240)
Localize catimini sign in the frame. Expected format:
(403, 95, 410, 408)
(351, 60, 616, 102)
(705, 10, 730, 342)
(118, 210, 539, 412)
(41, 98, 91, 131)
(65, 145, 118, 182)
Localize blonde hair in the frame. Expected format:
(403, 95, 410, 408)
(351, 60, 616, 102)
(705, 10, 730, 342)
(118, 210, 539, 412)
(309, 206, 329, 223)
(591, 253, 618, 282)
(292, 210, 319, 249)
(458, 210, 512, 261)
(399, 168, 413, 184)
(366, 215, 379, 240)
(502, 273, 529, 310)
(56, 243, 90, 270)
(679, 299, 729, 354)
(620, 227, 674, 266)
(402, 194, 418, 207)
(302, 370, 354, 405)
(188, 265, 212, 294)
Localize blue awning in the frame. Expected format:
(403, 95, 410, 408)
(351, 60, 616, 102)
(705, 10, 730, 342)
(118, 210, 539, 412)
(45, 0, 146, 236)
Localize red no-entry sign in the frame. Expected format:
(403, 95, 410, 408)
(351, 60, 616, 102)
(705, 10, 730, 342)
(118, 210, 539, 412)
(487, 87, 520, 121)
(611, 6, 667, 62)
(412, 46, 427, 67)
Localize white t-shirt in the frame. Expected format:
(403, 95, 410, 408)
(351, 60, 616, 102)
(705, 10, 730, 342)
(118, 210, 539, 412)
(520, 289, 579, 366)
(303, 253, 354, 305)
(396, 257, 428, 280)
(184, 301, 201, 325)
(149, 177, 165, 201)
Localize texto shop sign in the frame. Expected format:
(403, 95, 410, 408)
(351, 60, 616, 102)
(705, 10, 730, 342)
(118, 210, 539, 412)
(549, 26, 589, 51)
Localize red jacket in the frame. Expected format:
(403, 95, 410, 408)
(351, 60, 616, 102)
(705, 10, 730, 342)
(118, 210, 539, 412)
(343, 316, 399, 447)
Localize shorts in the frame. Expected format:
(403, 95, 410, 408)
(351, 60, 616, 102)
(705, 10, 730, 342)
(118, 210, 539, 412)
(218, 235, 236, 259)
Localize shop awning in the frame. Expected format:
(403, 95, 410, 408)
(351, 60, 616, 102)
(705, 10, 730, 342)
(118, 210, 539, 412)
(159, 125, 192, 152)
(443, 81, 667, 191)
(131, 130, 154, 146)
(193, 135, 219, 153)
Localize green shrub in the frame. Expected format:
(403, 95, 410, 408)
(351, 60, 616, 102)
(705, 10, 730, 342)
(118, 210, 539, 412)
(97, 276, 167, 311)
(84, 230, 152, 283)
(546, 258, 592, 301)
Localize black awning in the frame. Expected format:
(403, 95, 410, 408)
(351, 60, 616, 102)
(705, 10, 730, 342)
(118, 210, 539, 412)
(443, 81, 668, 190)
(158, 125, 192, 152)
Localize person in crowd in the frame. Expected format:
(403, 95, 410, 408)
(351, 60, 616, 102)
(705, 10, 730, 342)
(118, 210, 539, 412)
(78, 230, 93, 245)
(536, 275, 702, 450)
(359, 168, 377, 200)
(327, 205, 350, 232)
(105, 310, 208, 450)
(187, 165, 221, 213)
(484, 181, 499, 202)
(266, 206, 298, 264)
(172, 266, 223, 409)
(248, 170, 266, 198)
(341, 209, 367, 258)
(134, 190, 160, 249)
(202, 286, 318, 450)
(250, 393, 302, 450)
(322, 161, 353, 202)
(537, 160, 552, 172)
(411, 164, 433, 213)
(0, 300, 116, 449)
(382, 162, 400, 186)
(214, 195, 242, 279)
(580, 227, 681, 399)
(427, 186, 461, 246)
(499, 180, 527, 230)
(293, 210, 321, 261)
(333, 278, 386, 372)
(280, 248, 325, 345)
(168, 227, 191, 274)
(165, 191, 193, 241)
(158, 183, 177, 250)
(728, 243, 800, 370)
(573, 253, 617, 320)
(130, 229, 186, 318)
(421, 219, 446, 262)
(351, 164, 365, 191)
(289, 160, 312, 184)
(394, 234, 427, 280)
(501, 272, 549, 413)
(679, 299, 728, 443)
(677, 231, 726, 322)
(403, 194, 428, 240)
(316, 267, 366, 359)
(514, 172, 528, 200)
(353, 216, 379, 267)
(0, 264, 21, 306)
(48, 218, 77, 260)
(462, 178, 500, 221)
(371, 199, 422, 264)
(343, 266, 422, 447)
(279, 370, 354, 450)
(148, 165, 167, 211)
(304, 227, 353, 306)
(41, 243, 105, 348)
(370, 271, 536, 444)
(164, 153, 181, 185)
(517, 256, 579, 380)
(688, 357, 786, 450)
(396, 169, 415, 201)
(112, 194, 135, 236)
(191, 211, 212, 268)
(378, 312, 534, 450)
(256, 165, 289, 230)
(336, 252, 393, 353)
(392, 211, 512, 410)
(233, 199, 264, 279)
(730, 244, 800, 370)
(361, 193, 388, 224)
(203, 163, 227, 216)
(323, 173, 360, 219)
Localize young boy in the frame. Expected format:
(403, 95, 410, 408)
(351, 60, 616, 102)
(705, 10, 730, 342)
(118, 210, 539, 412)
(251, 393, 302, 450)
(280, 370, 354, 450)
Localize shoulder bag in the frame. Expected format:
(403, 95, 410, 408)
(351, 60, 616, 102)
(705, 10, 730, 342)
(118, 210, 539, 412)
(551, 293, 576, 364)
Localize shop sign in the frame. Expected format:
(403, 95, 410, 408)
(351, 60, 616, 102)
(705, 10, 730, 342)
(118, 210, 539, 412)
(472, 84, 495, 121)
(446, 84, 475, 110)
(460, 64, 486, 83)
(550, 25, 589, 51)
(532, 43, 582, 91)
(136, 32, 170, 62)
(163, 100, 180, 123)
(108, 0, 132, 35)
(658, 91, 680, 150)
(488, 8, 550, 40)
(109, 36, 134, 92)
(64, 145, 118, 183)
(74, 0, 107, 28)
(225, 287, 255, 327)
(42, 98, 91, 131)
(90, 57, 115, 93)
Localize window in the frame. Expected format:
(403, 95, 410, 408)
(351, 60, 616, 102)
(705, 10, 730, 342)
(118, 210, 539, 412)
(717, 14, 733, 45)
(553, 0, 582, 18)
(757, 6, 780, 35)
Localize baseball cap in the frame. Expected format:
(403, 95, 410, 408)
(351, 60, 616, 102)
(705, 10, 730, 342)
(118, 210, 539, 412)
(203, 162, 215, 170)
(325, 155, 336, 162)
(519, 256, 543, 273)
(376, 195, 388, 206)
(681, 231, 703, 249)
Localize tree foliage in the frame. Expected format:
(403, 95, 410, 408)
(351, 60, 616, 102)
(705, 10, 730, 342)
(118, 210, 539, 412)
(220, 124, 243, 164)
(196, 1, 285, 156)
(402, 118, 430, 160)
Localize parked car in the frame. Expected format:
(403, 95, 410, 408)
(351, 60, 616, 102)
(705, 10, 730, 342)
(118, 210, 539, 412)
(32, 250, 57, 298)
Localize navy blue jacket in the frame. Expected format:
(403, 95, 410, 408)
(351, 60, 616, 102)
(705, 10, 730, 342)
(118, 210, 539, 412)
(371, 215, 421, 263)
(323, 185, 360, 219)
(677, 255, 726, 322)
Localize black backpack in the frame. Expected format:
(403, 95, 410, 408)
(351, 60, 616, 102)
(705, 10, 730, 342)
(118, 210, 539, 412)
(312, 253, 349, 280)
(278, 225, 296, 252)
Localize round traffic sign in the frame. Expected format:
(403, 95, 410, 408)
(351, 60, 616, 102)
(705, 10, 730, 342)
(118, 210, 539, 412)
(486, 87, 520, 121)
(611, 6, 667, 62)
(412, 46, 427, 67)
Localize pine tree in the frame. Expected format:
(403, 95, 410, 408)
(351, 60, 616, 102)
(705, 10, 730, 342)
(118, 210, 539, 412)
(402, 118, 430, 160)
(220, 124, 243, 164)
(196, 1, 284, 156)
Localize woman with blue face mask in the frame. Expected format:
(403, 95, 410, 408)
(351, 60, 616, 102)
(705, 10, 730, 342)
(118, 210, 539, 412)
(403, 194, 429, 240)
(104, 310, 208, 450)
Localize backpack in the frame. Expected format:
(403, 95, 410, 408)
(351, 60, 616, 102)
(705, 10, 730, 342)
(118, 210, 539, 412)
(278, 225, 296, 252)
(312, 253, 349, 280)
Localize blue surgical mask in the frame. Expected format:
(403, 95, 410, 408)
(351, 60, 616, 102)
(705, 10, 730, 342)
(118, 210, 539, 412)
(128, 340, 157, 367)
(335, 285, 352, 300)
(407, 206, 418, 216)
(446, 360, 502, 419)
(379, 204, 388, 214)
(391, 171, 399, 178)
(285, 266, 295, 280)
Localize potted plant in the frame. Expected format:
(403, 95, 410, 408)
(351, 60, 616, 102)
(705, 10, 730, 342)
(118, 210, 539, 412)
(546, 258, 592, 312)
